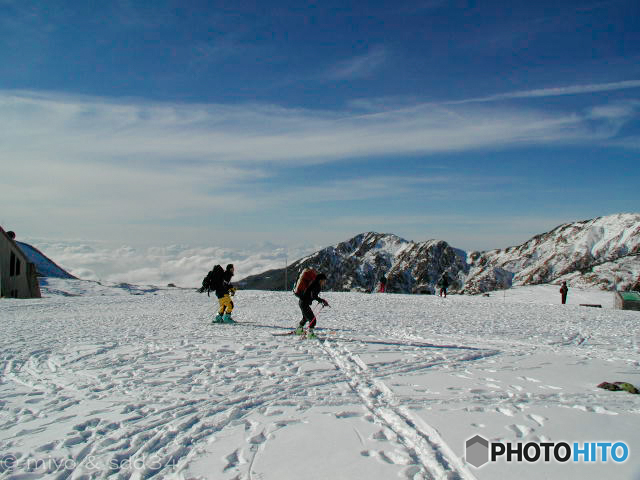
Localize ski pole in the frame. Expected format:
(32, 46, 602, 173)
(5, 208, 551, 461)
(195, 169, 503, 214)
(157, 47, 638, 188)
(309, 304, 326, 329)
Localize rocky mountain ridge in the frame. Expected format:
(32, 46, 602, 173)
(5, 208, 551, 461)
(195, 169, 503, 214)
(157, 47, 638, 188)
(464, 213, 640, 293)
(240, 232, 468, 294)
(240, 213, 640, 294)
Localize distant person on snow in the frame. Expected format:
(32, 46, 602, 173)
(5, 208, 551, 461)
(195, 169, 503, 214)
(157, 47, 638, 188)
(439, 273, 450, 298)
(378, 274, 387, 293)
(559, 281, 568, 305)
(296, 272, 329, 338)
(215, 264, 236, 323)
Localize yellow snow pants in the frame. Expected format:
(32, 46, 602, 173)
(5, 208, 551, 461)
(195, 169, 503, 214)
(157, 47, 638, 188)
(218, 294, 234, 315)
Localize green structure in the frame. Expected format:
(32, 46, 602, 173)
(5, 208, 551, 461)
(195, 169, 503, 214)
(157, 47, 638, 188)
(615, 291, 640, 312)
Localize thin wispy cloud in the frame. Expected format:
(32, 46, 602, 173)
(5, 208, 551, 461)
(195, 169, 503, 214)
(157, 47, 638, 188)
(449, 80, 640, 104)
(326, 46, 388, 80)
(606, 135, 640, 150)
(272, 174, 520, 205)
(1, 89, 630, 169)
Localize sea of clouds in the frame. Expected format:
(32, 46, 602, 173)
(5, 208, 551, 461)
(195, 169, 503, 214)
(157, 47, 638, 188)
(25, 239, 320, 288)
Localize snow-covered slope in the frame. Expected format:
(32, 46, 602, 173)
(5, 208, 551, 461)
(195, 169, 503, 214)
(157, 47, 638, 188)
(464, 213, 640, 293)
(16, 241, 77, 279)
(1, 280, 638, 479)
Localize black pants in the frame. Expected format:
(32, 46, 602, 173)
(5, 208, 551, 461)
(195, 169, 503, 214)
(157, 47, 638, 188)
(299, 299, 317, 328)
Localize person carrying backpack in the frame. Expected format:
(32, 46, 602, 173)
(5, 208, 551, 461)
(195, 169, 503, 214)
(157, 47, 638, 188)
(294, 271, 329, 338)
(439, 273, 449, 298)
(214, 264, 237, 323)
(198, 265, 223, 297)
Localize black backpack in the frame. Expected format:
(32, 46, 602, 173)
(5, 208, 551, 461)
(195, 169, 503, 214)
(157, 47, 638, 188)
(198, 265, 225, 296)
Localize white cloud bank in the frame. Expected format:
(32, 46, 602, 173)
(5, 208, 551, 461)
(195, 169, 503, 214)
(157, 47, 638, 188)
(27, 239, 320, 288)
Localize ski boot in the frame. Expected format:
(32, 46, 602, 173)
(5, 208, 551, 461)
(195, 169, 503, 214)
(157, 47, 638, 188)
(295, 326, 305, 335)
(307, 328, 317, 339)
(212, 314, 224, 323)
(222, 313, 236, 324)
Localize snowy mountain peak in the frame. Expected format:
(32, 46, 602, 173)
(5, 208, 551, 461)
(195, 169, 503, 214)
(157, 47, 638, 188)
(241, 232, 465, 293)
(241, 214, 639, 294)
(464, 213, 640, 293)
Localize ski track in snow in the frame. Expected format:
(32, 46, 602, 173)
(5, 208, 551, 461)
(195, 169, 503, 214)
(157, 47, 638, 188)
(320, 338, 480, 480)
(0, 285, 639, 479)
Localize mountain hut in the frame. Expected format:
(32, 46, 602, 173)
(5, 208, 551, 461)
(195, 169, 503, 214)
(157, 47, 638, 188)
(0, 227, 41, 298)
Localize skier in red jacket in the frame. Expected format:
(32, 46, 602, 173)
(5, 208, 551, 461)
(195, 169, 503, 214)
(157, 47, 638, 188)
(295, 273, 329, 338)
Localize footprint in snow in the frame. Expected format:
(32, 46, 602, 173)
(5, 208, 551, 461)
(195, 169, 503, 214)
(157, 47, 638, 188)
(573, 405, 618, 415)
(507, 424, 534, 438)
(469, 388, 489, 394)
(62, 435, 86, 447)
(335, 411, 361, 419)
(274, 419, 302, 427)
(35, 441, 60, 452)
(372, 429, 397, 442)
(527, 414, 546, 426)
(362, 449, 411, 466)
(223, 449, 242, 471)
(372, 430, 389, 441)
(265, 409, 284, 417)
(496, 407, 515, 417)
(16, 427, 46, 437)
(248, 432, 267, 444)
(243, 419, 259, 432)
(73, 418, 100, 431)
(364, 414, 376, 423)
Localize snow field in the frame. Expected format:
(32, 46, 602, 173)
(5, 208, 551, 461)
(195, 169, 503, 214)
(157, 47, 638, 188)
(0, 281, 639, 479)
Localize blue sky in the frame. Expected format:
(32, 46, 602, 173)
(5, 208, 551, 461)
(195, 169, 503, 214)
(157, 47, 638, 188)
(1, 0, 639, 254)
